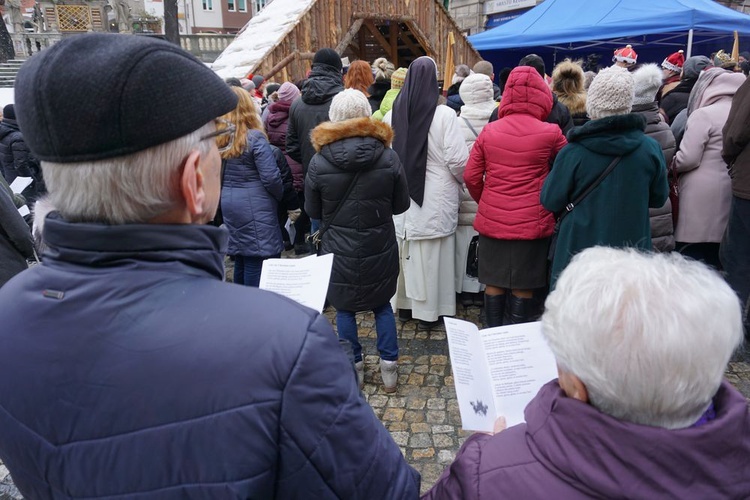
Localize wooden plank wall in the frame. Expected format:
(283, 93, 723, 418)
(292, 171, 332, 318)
(255, 0, 481, 82)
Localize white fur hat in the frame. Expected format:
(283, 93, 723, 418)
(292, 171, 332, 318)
(329, 89, 372, 122)
(632, 64, 664, 105)
(586, 66, 635, 120)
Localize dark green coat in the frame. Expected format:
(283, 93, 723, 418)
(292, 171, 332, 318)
(541, 113, 668, 288)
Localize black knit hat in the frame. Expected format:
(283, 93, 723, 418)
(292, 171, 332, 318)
(2, 104, 14, 120)
(313, 48, 342, 71)
(15, 33, 238, 163)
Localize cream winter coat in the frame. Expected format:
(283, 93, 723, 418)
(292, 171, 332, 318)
(674, 71, 745, 243)
(384, 105, 468, 240)
(457, 75, 496, 227)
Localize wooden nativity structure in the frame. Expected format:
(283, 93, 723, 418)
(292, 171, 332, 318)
(212, 0, 482, 85)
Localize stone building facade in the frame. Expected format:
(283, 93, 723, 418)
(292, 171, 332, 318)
(448, 0, 543, 35)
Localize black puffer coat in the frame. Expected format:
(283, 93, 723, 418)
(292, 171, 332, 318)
(368, 80, 391, 113)
(0, 119, 43, 202)
(305, 118, 409, 311)
(632, 102, 676, 252)
(286, 63, 344, 175)
(0, 187, 33, 287)
(660, 78, 695, 124)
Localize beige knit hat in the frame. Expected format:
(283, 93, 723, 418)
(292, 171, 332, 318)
(329, 89, 372, 122)
(585, 66, 635, 120)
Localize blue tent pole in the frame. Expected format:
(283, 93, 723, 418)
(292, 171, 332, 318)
(687, 29, 694, 58)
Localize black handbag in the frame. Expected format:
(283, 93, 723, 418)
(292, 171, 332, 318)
(548, 155, 622, 262)
(307, 171, 361, 253)
(466, 235, 479, 278)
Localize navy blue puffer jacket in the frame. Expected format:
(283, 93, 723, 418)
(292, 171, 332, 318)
(0, 216, 421, 498)
(221, 129, 284, 257)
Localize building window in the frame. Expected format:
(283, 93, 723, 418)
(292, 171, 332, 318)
(237, 0, 246, 11)
(227, 0, 235, 10)
(253, 0, 266, 14)
(202, 0, 213, 10)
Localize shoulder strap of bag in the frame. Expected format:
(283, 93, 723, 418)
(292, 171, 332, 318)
(558, 155, 622, 224)
(461, 117, 479, 138)
(317, 171, 361, 239)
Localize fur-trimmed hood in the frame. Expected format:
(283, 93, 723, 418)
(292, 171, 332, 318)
(311, 117, 393, 151)
(310, 117, 395, 173)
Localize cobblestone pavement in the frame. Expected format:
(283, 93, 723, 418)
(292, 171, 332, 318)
(1, 256, 748, 498)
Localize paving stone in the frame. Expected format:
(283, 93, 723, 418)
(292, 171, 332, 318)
(406, 397, 427, 410)
(412, 448, 436, 459)
(429, 365, 447, 376)
(391, 431, 410, 447)
(438, 449, 456, 464)
(404, 410, 426, 423)
(430, 355, 448, 365)
(432, 424, 454, 434)
(388, 422, 409, 432)
(368, 395, 389, 408)
(387, 397, 407, 408)
(409, 433, 433, 448)
(427, 398, 446, 410)
(414, 364, 430, 375)
(433, 434, 454, 448)
(411, 423, 431, 433)
(426, 410, 447, 424)
(382, 408, 406, 422)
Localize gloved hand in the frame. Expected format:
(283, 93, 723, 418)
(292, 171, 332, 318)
(287, 209, 301, 223)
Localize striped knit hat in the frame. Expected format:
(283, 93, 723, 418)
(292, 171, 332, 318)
(391, 67, 408, 89)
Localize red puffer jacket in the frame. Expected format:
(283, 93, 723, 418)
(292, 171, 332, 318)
(465, 66, 567, 240)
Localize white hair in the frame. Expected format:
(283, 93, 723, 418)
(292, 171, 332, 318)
(41, 123, 214, 224)
(542, 247, 743, 429)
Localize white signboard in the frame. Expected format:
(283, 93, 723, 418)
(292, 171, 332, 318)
(484, 0, 536, 15)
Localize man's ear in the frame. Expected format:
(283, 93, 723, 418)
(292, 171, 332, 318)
(180, 149, 206, 220)
(557, 367, 590, 404)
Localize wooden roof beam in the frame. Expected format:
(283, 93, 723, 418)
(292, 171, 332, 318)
(399, 28, 425, 57)
(335, 18, 364, 55)
(363, 19, 392, 56)
(405, 20, 436, 59)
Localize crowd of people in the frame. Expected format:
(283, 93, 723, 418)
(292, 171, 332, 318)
(0, 32, 749, 498)
(212, 42, 749, 389)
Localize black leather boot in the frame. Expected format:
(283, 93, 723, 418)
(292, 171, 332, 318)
(484, 294, 505, 328)
(505, 295, 535, 324)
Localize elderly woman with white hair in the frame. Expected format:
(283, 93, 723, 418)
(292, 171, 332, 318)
(423, 246, 750, 499)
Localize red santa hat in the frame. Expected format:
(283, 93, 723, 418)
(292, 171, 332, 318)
(613, 45, 638, 65)
(661, 50, 685, 74)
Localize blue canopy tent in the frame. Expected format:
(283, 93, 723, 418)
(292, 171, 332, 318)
(468, 0, 750, 74)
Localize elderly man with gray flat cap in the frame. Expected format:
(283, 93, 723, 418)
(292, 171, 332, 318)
(0, 33, 420, 499)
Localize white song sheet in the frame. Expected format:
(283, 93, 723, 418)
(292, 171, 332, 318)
(259, 254, 333, 313)
(444, 318, 558, 432)
(9, 177, 32, 194)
